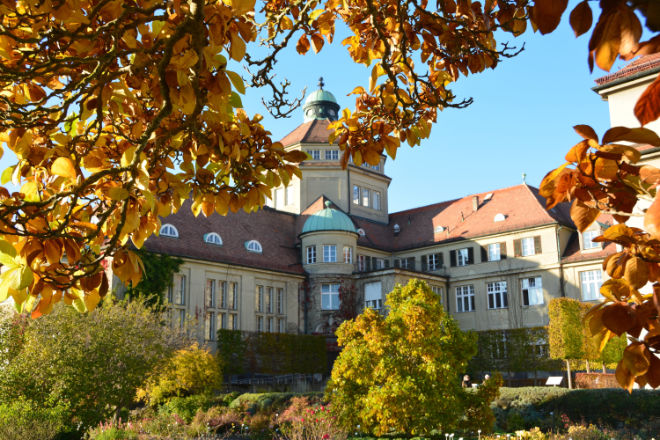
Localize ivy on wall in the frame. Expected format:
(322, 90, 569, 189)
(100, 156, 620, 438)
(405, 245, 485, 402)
(123, 250, 184, 307)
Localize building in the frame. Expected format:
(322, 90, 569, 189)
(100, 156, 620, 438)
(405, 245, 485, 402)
(111, 77, 619, 362)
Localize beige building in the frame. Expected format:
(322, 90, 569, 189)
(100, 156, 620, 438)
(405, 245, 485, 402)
(117, 77, 630, 364)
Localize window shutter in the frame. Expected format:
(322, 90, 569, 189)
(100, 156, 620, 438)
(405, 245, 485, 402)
(366, 256, 372, 271)
(408, 257, 416, 271)
(481, 246, 488, 263)
(421, 255, 428, 271)
(467, 247, 474, 265)
(450, 250, 456, 267)
(534, 236, 542, 254)
(500, 242, 507, 259)
(514, 239, 522, 257)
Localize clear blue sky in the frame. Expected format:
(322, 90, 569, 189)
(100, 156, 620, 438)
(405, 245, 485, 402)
(1, 7, 626, 214)
(242, 12, 620, 213)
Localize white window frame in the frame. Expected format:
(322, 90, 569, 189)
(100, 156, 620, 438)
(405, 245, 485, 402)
(256, 285, 264, 312)
(521, 276, 543, 306)
(362, 188, 370, 207)
(246, 240, 263, 253)
(580, 270, 603, 301)
(373, 191, 381, 210)
(323, 244, 337, 263)
(365, 282, 382, 310)
(169, 274, 186, 305)
(309, 149, 320, 160)
(160, 223, 179, 238)
(521, 237, 535, 257)
(277, 288, 284, 314)
(457, 248, 469, 267)
(204, 232, 222, 245)
(325, 149, 339, 160)
(488, 243, 501, 261)
(428, 253, 442, 271)
(353, 185, 360, 204)
(582, 230, 601, 250)
(343, 246, 353, 264)
(487, 281, 508, 309)
(266, 287, 273, 313)
(306, 246, 316, 264)
(357, 255, 366, 271)
(455, 285, 475, 312)
(206, 279, 216, 308)
(431, 286, 444, 303)
(321, 283, 340, 310)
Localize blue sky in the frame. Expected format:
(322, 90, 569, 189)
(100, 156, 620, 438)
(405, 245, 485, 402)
(241, 13, 620, 213)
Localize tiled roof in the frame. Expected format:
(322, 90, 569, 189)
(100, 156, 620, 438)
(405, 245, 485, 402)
(144, 201, 305, 275)
(561, 214, 617, 264)
(594, 53, 660, 87)
(280, 119, 334, 147)
(352, 184, 574, 252)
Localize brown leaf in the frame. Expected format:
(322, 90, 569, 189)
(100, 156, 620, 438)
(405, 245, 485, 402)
(635, 74, 660, 126)
(624, 256, 650, 290)
(623, 342, 650, 377)
(573, 124, 598, 141)
(530, 0, 568, 34)
(99, 272, 109, 298)
(296, 35, 310, 54)
(646, 353, 660, 388)
(615, 359, 635, 392)
(565, 140, 590, 162)
(618, 5, 642, 58)
(590, 10, 622, 72)
(602, 302, 636, 336)
(600, 278, 632, 302)
(603, 126, 660, 146)
(645, 194, 660, 240)
(635, 35, 660, 58)
(569, 1, 592, 37)
(570, 199, 599, 231)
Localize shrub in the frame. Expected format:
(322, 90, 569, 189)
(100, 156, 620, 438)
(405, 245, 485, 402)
(276, 397, 347, 440)
(0, 398, 70, 440)
(138, 343, 223, 406)
(158, 394, 216, 422)
(190, 406, 242, 434)
(229, 392, 323, 413)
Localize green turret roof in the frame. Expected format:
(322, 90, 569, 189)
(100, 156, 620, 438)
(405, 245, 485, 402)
(304, 89, 338, 105)
(302, 77, 340, 122)
(302, 201, 357, 234)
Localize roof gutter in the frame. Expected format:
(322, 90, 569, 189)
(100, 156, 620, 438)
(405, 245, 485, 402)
(592, 66, 660, 93)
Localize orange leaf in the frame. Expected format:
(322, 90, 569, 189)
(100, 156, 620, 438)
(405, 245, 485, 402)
(565, 140, 590, 163)
(602, 302, 636, 336)
(646, 353, 660, 388)
(622, 342, 650, 377)
(602, 126, 660, 146)
(296, 35, 310, 54)
(569, 1, 592, 37)
(615, 359, 635, 392)
(635, 74, 660, 126)
(640, 166, 660, 186)
(644, 194, 660, 240)
(624, 257, 650, 290)
(573, 124, 598, 142)
(530, 0, 568, 34)
(570, 199, 599, 232)
(311, 34, 324, 53)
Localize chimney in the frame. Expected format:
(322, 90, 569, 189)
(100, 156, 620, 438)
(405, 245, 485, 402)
(472, 196, 479, 212)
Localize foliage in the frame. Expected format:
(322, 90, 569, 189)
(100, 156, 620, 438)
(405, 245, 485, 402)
(549, 298, 586, 361)
(328, 279, 479, 436)
(461, 373, 503, 433)
(138, 344, 223, 406)
(0, 298, 184, 430)
(574, 373, 619, 389)
(218, 329, 327, 375)
(123, 250, 183, 306)
(276, 397, 347, 440)
(158, 394, 217, 423)
(0, 397, 70, 440)
(228, 392, 323, 413)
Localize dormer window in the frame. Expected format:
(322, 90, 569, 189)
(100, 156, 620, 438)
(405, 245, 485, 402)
(357, 228, 366, 237)
(393, 224, 400, 234)
(494, 213, 506, 222)
(204, 232, 223, 246)
(245, 240, 263, 253)
(582, 229, 601, 250)
(160, 224, 179, 238)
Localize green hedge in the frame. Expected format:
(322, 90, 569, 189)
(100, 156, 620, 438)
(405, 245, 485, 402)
(228, 391, 323, 414)
(492, 386, 660, 432)
(217, 330, 327, 375)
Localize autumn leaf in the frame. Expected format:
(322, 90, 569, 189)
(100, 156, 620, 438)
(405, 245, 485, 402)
(644, 194, 660, 240)
(569, 1, 592, 37)
(602, 126, 660, 146)
(573, 124, 598, 142)
(51, 157, 77, 180)
(602, 302, 636, 336)
(634, 74, 660, 126)
(570, 199, 599, 231)
(530, 0, 568, 35)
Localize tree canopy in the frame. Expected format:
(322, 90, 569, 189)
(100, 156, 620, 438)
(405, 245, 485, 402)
(0, 0, 659, 389)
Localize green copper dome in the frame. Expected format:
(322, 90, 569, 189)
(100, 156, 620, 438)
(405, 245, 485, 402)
(302, 201, 357, 234)
(303, 77, 340, 122)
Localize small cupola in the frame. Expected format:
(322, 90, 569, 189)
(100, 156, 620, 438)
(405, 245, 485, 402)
(301, 201, 357, 235)
(302, 77, 340, 122)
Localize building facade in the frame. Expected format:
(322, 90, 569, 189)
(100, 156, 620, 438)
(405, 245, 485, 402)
(113, 78, 630, 357)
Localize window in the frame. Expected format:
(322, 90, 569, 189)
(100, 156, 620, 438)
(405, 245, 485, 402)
(431, 286, 444, 302)
(580, 270, 603, 301)
(357, 255, 366, 272)
(160, 223, 179, 238)
(323, 245, 337, 262)
(365, 282, 382, 310)
(375, 258, 385, 269)
(362, 188, 370, 207)
(521, 276, 543, 306)
(277, 288, 284, 314)
(353, 185, 360, 204)
(343, 246, 353, 264)
(266, 287, 273, 313)
(256, 285, 264, 312)
(397, 257, 415, 270)
(457, 248, 469, 266)
(220, 313, 227, 330)
(206, 312, 216, 340)
(256, 316, 264, 332)
(373, 191, 381, 210)
(515, 236, 541, 257)
(357, 228, 366, 237)
(325, 149, 339, 160)
(428, 253, 443, 271)
(246, 240, 262, 253)
(230, 282, 238, 310)
(487, 281, 508, 309)
(229, 313, 238, 330)
(219, 281, 227, 308)
(488, 243, 501, 261)
(306, 246, 316, 264)
(456, 285, 475, 312)
(169, 274, 186, 305)
(321, 283, 340, 310)
(205, 279, 216, 308)
(278, 318, 286, 333)
(309, 149, 320, 160)
(267, 317, 274, 332)
(204, 232, 222, 245)
(582, 230, 601, 250)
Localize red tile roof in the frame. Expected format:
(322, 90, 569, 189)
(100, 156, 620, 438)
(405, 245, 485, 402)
(352, 184, 574, 251)
(280, 119, 334, 147)
(144, 201, 305, 275)
(595, 53, 660, 87)
(561, 214, 617, 263)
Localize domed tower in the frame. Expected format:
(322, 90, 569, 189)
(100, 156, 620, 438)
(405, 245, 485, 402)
(303, 78, 340, 122)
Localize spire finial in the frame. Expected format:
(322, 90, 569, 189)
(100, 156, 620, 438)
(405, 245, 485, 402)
(522, 172, 527, 184)
(318, 77, 324, 89)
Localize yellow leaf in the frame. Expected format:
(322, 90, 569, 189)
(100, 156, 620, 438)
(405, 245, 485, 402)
(229, 34, 246, 61)
(226, 70, 245, 94)
(51, 157, 77, 180)
(108, 186, 130, 201)
(84, 290, 101, 312)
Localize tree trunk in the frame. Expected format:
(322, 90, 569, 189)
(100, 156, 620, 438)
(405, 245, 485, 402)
(586, 359, 590, 373)
(566, 359, 572, 389)
(602, 363, 606, 374)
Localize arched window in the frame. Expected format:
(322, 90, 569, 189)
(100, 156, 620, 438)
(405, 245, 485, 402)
(357, 228, 366, 237)
(160, 223, 179, 238)
(245, 240, 263, 253)
(494, 213, 506, 222)
(204, 232, 223, 246)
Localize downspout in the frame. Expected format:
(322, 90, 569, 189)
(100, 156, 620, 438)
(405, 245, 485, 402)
(347, 167, 351, 215)
(556, 225, 566, 297)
